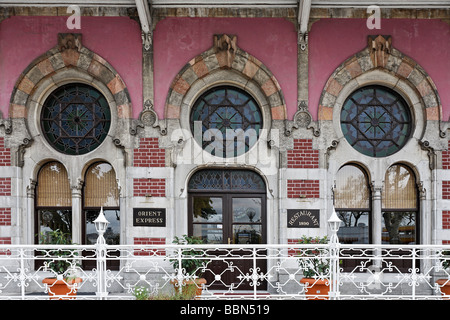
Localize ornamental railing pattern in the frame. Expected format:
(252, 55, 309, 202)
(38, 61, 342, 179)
(0, 241, 449, 300)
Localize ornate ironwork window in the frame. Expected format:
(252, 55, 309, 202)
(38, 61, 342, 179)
(340, 86, 412, 157)
(188, 169, 266, 192)
(41, 83, 111, 155)
(190, 86, 263, 158)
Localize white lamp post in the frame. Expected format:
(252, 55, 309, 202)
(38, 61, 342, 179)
(327, 207, 342, 299)
(94, 207, 109, 245)
(94, 207, 109, 299)
(327, 207, 341, 243)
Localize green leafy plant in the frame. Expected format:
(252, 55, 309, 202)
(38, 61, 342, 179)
(133, 286, 196, 300)
(170, 235, 209, 277)
(38, 229, 79, 278)
(297, 235, 330, 279)
(440, 250, 450, 270)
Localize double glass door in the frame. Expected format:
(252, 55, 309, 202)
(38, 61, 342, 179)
(189, 194, 265, 245)
(188, 193, 266, 290)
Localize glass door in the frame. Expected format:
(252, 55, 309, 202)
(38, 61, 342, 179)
(189, 193, 266, 290)
(190, 195, 264, 245)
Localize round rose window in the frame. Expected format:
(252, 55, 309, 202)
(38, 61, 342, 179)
(340, 86, 412, 157)
(41, 84, 111, 155)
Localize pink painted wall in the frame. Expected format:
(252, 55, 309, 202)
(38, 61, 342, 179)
(153, 17, 298, 119)
(0, 16, 142, 118)
(309, 18, 450, 120)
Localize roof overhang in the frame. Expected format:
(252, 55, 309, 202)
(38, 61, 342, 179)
(1, 0, 450, 9)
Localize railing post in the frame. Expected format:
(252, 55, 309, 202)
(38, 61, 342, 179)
(411, 247, 417, 300)
(94, 208, 109, 300)
(19, 248, 26, 300)
(177, 246, 183, 295)
(253, 247, 257, 299)
(328, 208, 341, 300)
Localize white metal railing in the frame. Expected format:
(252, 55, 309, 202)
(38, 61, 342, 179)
(0, 240, 449, 300)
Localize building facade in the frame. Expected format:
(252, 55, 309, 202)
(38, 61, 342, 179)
(0, 1, 449, 260)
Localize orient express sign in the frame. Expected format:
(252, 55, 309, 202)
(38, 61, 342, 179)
(133, 208, 166, 227)
(287, 209, 320, 228)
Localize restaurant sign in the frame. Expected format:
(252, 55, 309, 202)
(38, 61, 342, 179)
(287, 209, 320, 228)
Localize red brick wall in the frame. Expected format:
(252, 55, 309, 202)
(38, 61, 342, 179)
(134, 237, 166, 256)
(287, 139, 319, 168)
(287, 238, 300, 256)
(0, 237, 11, 255)
(0, 178, 11, 196)
(443, 181, 450, 199)
(443, 211, 450, 229)
(0, 138, 11, 166)
(287, 180, 320, 198)
(133, 137, 165, 167)
(133, 178, 166, 197)
(0, 208, 11, 226)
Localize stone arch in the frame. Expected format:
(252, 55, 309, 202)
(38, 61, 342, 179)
(318, 35, 442, 122)
(9, 33, 132, 119)
(164, 34, 287, 121)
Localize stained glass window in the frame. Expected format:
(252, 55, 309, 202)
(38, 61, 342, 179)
(41, 83, 111, 155)
(188, 169, 266, 191)
(190, 86, 263, 157)
(340, 86, 411, 157)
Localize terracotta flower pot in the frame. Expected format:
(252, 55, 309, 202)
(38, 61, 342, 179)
(42, 277, 82, 300)
(436, 279, 450, 298)
(171, 278, 207, 298)
(300, 278, 330, 300)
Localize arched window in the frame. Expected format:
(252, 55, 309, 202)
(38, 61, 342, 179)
(334, 164, 371, 244)
(83, 162, 120, 246)
(382, 164, 418, 244)
(35, 161, 72, 242)
(340, 86, 412, 157)
(190, 86, 263, 158)
(41, 83, 111, 155)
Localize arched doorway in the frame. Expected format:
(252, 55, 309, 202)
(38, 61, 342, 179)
(188, 169, 267, 290)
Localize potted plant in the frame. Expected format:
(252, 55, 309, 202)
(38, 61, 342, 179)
(297, 235, 330, 300)
(133, 286, 197, 300)
(436, 250, 450, 297)
(169, 235, 209, 298)
(39, 229, 82, 300)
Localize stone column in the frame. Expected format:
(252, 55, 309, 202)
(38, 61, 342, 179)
(71, 181, 83, 245)
(371, 183, 383, 244)
(26, 180, 36, 244)
(371, 183, 383, 269)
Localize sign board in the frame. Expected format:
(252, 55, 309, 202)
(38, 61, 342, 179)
(133, 208, 166, 227)
(287, 209, 320, 228)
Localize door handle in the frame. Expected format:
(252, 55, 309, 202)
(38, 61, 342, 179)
(228, 237, 231, 245)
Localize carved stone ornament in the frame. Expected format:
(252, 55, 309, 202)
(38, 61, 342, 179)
(285, 100, 320, 137)
(419, 140, 437, 170)
(142, 31, 152, 51)
(58, 33, 82, 51)
(298, 32, 308, 51)
(141, 99, 157, 126)
(130, 99, 167, 136)
(213, 34, 237, 68)
(0, 111, 12, 134)
(368, 35, 391, 68)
